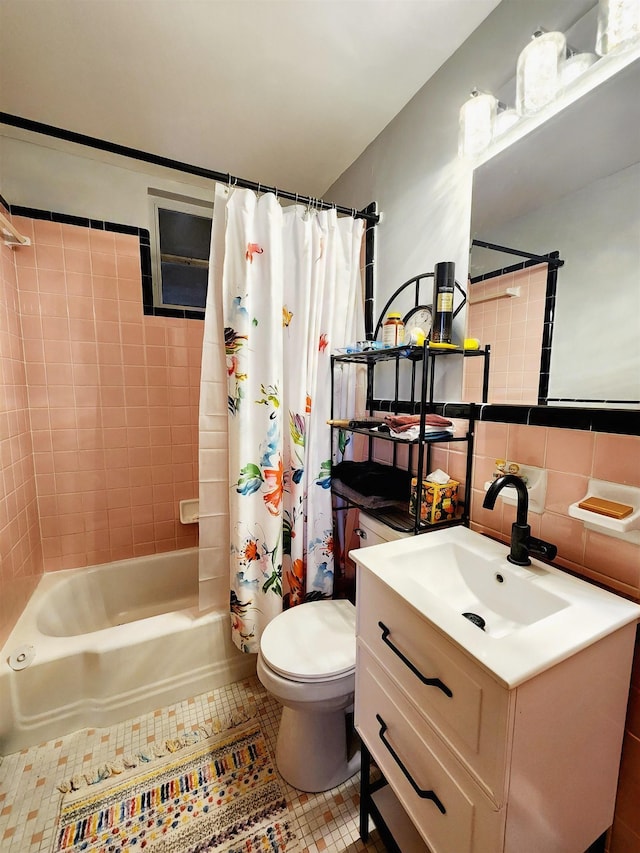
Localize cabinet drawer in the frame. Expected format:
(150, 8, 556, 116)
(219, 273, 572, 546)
(357, 567, 511, 802)
(356, 646, 503, 853)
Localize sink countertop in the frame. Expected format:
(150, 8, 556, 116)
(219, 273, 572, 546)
(351, 526, 640, 689)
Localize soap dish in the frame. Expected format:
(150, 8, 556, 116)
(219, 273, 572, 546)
(179, 499, 199, 524)
(569, 479, 640, 543)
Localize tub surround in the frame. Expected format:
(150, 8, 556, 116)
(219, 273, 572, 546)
(0, 203, 43, 651)
(11, 213, 202, 576)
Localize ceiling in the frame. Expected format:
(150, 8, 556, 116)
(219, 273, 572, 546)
(0, 0, 501, 197)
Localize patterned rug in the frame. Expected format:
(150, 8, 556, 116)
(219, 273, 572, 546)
(52, 721, 301, 853)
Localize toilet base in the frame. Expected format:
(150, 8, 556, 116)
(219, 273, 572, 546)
(275, 705, 361, 792)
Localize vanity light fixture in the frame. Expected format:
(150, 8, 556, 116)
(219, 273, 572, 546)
(596, 0, 640, 55)
(596, 0, 640, 56)
(458, 88, 497, 157)
(516, 28, 567, 115)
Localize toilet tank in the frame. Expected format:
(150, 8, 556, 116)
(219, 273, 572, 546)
(355, 513, 411, 548)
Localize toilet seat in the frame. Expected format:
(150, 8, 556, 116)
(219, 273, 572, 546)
(260, 599, 356, 684)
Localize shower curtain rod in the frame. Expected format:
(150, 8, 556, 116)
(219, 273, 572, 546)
(0, 112, 380, 225)
(472, 238, 563, 267)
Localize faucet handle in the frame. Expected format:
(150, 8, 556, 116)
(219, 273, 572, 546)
(528, 536, 558, 562)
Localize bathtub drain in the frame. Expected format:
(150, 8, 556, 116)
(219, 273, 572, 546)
(8, 644, 35, 670)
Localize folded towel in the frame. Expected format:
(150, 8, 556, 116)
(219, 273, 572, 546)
(331, 461, 411, 499)
(384, 414, 452, 433)
(384, 425, 454, 441)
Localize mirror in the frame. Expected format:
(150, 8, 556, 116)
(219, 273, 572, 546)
(469, 54, 640, 408)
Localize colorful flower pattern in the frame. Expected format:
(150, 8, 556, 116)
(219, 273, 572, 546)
(219, 190, 364, 653)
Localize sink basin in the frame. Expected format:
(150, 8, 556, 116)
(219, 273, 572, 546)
(402, 542, 569, 639)
(351, 526, 640, 687)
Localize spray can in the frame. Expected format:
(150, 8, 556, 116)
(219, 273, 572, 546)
(431, 261, 455, 344)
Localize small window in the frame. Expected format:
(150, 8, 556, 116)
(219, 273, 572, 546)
(149, 191, 213, 313)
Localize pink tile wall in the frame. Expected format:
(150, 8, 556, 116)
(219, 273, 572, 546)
(0, 218, 43, 649)
(13, 215, 202, 572)
(463, 264, 547, 404)
(470, 421, 640, 853)
(470, 421, 640, 597)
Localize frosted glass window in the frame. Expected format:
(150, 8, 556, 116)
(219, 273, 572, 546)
(149, 192, 213, 315)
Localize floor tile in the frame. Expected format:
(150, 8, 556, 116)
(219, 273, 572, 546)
(0, 676, 387, 852)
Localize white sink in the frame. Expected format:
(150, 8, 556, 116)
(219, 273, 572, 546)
(401, 541, 569, 639)
(352, 526, 640, 687)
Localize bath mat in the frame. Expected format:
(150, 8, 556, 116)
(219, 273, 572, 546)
(52, 721, 301, 853)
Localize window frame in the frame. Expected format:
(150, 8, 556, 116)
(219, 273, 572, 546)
(148, 190, 213, 314)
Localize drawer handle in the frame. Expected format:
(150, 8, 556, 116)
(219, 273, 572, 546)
(378, 621, 453, 698)
(376, 714, 446, 814)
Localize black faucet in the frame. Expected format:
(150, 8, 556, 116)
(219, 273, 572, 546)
(483, 474, 557, 566)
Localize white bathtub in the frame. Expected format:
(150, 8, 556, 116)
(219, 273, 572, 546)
(0, 549, 256, 754)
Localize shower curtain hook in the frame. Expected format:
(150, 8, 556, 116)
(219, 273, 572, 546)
(257, 182, 261, 197)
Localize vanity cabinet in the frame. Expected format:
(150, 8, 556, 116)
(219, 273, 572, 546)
(355, 563, 637, 853)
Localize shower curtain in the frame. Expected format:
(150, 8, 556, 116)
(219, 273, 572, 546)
(200, 186, 365, 653)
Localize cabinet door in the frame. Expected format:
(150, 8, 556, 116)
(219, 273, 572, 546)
(356, 645, 504, 853)
(358, 567, 512, 803)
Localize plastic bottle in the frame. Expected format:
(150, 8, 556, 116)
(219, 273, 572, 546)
(382, 312, 404, 346)
(431, 261, 455, 344)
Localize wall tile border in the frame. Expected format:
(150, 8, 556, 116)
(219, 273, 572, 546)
(370, 399, 639, 436)
(9, 205, 203, 321)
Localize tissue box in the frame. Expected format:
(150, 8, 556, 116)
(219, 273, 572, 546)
(409, 477, 459, 524)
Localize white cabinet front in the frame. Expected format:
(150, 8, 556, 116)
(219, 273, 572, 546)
(356, 645, 504, 853)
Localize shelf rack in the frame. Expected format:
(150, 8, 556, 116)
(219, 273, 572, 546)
(330, 342, 488, 536)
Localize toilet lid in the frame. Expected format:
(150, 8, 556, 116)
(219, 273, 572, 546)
(260, 599, 356, 683)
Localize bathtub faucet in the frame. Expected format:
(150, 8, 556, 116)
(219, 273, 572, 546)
(482, 474, 557, 567)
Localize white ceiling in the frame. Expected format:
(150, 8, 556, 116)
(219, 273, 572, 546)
(0, 0, 501, 197)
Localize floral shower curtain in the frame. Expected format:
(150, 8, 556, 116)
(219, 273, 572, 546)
(206, 186, 364, 653)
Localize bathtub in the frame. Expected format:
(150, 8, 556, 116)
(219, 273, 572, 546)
(0, 549, 256, 754)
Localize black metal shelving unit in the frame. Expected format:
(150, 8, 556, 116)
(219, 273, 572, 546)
(330, 342, 489, 536)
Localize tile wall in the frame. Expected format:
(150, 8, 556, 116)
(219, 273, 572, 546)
(438, 421, 640, 853)
(0, 213, 203, 646)
(0, 216, 44, 650)
(3, 206, 640, 849)
(463, 264, 548, 404)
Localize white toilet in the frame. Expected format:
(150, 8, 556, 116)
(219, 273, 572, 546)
(257, 598, 360, 792)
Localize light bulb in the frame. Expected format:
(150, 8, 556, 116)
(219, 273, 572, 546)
(458, 89, 497, 157)
(516, 29, 567, 116)
(596, 0, 640, 55)
(494, 103, 520, 137)
(560, 52, 598, 87)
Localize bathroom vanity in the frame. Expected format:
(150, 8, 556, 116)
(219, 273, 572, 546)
(353, 527, 640, 853)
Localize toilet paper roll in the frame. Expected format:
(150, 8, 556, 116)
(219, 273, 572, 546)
(8, 644, 35, 671)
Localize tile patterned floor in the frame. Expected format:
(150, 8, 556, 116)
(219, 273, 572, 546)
(0, 676, 387, 853)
